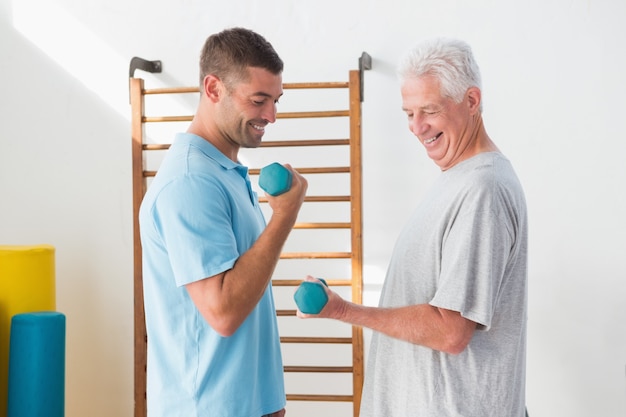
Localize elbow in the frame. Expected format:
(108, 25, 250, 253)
(212, 324, 237, 338)
(438, 332, 473, 355)
(441, 339, 470, 355)
(202, 313, 243, 338)
(433, 311, 477, 355)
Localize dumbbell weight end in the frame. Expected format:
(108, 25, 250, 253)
(294, 278, 328, 314)
(259, 162, 292, 196)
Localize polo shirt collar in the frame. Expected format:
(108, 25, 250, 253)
(176, 132, 248, 177)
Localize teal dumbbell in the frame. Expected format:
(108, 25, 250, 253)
(294, 278, 328, 314)
(259, 162, 292, 196)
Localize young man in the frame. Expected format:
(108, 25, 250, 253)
(140, 28, 307, 417)
(299, 38, 528, 416)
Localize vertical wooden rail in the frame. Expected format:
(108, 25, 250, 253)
(130, 78, 147, 417)
(348, 69, 364, 417)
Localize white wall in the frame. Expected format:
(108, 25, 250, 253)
(1, 0, 625, 416)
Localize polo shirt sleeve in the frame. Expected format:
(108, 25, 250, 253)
(151, 174, 239, 287)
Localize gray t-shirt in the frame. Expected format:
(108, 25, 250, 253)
(361, 152, 528, 417)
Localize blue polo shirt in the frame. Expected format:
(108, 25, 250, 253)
(139, 132, 285, 417)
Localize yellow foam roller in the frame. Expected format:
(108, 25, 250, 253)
(0, 245, 55, 417)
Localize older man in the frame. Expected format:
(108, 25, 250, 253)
(299, 38, 528, 417)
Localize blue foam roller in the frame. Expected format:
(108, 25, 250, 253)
(259, 162, 292, 196)
(8, 311, 65, 417)
(294, 278, 328, 314)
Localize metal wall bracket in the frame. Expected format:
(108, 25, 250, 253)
(129, 57, 162, 78)
(358, 52, 372, 102)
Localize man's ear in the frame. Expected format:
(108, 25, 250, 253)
(203, 74, 222, 102)
(466, 86, 482, 115)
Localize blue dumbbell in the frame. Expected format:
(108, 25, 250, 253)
(259, 162, 292, 196)
(294, 278, 328, 314)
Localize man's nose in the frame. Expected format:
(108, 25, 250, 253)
(409, 115, 428, 137)
(263, 102, 278, 124)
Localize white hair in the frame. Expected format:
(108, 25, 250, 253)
(398, 38, 483, 111)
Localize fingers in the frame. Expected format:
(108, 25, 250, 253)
(284, 164, 308, 196)
(295, 276, 331, 318)
(266, 164, 307, 200)
(264, 164, 307, 223)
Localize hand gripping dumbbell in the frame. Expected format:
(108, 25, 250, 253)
(259, 162, 292, 196)
(294, 278, 328, 314)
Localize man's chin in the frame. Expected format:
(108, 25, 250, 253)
(243, 136, 263, 149)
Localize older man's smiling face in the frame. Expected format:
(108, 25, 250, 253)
(401, 75, 481, 171)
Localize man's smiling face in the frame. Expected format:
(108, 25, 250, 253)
(216, 66, 283, 150)
(401, 75, 478, 171)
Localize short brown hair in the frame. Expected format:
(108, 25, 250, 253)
(199, 27, 283, 89)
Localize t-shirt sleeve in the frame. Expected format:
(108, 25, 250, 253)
(429, 184, 514, 330)
(151, 174, 239, 287)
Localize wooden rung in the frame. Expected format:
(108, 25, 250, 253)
(143, 144, 170, 150)
(249, 167, 350, 175)
(283, 81, 349, 89)
(287, 394, 353, 402)
(143, 115, 193, 123)
(144, 87, 199, 95)
(260, 139, 349, 148)
(280, 337, 352, 344)
(259, 195, 351, 203)
(278, 110, 349, 119)
(276, 309, 297, 316)
(143, 82, 349, 95)
(293, 222, 351, 229)
(141, 139, 350, 151)
(142, 141, 352, 151)
(142, 173, 353, 206)
(143, 110, 349, 123)
(272, 279, 352, 287)
(279, 252, 351, 259)
(284, 366, 353, 373)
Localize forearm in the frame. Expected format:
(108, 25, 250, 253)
(321, 294, 476, 354)
(219, 214, 296, 322)
(189, 167, 307, 336)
